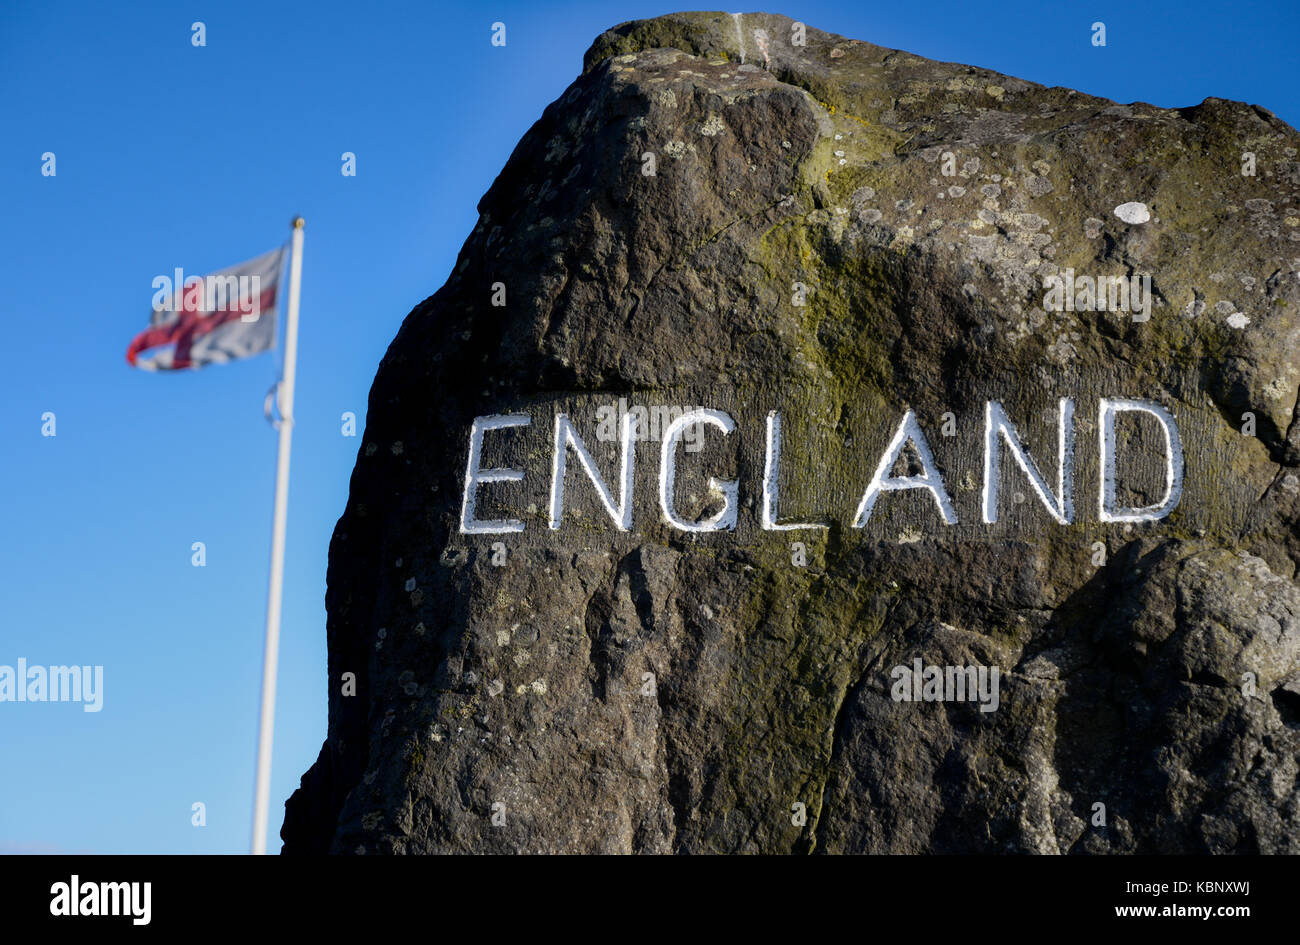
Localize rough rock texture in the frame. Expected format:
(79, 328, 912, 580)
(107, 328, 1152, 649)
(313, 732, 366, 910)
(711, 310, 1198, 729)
(282, 11, 1300, 853)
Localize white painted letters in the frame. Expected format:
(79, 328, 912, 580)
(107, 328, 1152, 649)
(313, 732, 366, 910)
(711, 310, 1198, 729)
(549, 412, 635, 530)
(983, 399, 1075, 524)
(659, 409, 738, 532)
(853, 410, 957, 527)
(455, 399, 1186, 534)
(762, 411, 825, 531)
(460, 414, 531, 534)
(1098, 398, 1184, 522)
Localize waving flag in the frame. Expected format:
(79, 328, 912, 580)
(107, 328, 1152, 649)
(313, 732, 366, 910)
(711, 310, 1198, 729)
(124, 221, 306, 856)
(126, 245, 286, 370)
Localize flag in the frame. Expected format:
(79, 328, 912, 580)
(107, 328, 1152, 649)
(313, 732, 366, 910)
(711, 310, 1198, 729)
(126, 245, 286, 370)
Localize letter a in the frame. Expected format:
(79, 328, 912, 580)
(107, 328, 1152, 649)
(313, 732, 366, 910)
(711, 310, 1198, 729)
(853, 411, 957, 527)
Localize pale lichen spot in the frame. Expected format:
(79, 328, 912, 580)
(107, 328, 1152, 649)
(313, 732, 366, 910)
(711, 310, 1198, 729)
(699, 114, 726, 136)
(1114, 201, 1151, 225)
(1264, 377, 1291, 400)
(1024, 174, 1053, 197)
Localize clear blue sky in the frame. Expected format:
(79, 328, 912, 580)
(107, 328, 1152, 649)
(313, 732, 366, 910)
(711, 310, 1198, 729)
(1, 0, 1296, 854)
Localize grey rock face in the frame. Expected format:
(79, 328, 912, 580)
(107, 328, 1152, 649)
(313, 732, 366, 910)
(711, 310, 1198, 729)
(282, 12, 1300, 854)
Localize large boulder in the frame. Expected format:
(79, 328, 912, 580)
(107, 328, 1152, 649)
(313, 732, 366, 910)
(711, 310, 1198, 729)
(282, 11, 1300, 853)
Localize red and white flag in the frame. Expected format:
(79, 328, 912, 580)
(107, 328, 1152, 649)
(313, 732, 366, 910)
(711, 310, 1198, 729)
(126, 245, 286, 370)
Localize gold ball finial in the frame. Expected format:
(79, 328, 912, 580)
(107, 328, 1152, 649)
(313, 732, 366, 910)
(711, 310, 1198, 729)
(292, 216, 305, 229)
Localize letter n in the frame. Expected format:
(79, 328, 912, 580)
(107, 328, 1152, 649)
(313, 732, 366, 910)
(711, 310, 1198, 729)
(982, 399, 1074, 524)
(549, 413, 634, 529)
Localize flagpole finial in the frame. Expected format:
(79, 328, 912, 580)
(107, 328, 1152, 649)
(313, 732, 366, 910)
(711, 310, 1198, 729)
(292, 216, 305, 229)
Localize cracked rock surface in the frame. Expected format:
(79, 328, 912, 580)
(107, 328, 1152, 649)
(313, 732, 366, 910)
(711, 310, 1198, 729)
(282, 11, 1300, 853)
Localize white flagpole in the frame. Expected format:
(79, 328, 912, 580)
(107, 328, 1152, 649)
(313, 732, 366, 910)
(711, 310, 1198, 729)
(251, 216, 304, 855)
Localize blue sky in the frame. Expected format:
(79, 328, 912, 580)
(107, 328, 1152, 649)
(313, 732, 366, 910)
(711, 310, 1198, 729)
(0, 0, 1296, 854)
